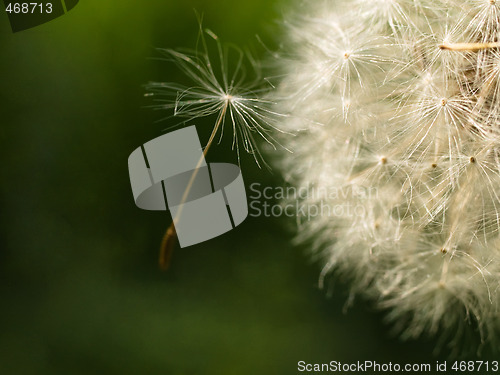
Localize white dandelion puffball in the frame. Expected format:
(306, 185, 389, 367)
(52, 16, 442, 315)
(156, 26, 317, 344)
(274, 0, 500, 348)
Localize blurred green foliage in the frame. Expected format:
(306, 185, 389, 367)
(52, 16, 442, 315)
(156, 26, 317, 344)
(0, 1, 493, 374)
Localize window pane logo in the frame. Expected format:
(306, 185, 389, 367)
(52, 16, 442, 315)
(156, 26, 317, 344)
(128, 126, 248, 247)
(4, 0, 79, 33)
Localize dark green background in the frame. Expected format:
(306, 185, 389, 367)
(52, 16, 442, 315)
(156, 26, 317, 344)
(0, 1, 493, 374)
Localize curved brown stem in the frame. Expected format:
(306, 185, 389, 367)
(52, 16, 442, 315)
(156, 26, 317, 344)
(159, 225, 176, 270)
(158, 101, 229, 270)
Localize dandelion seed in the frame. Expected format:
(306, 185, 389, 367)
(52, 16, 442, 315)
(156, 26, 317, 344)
(147, 29, 290, 269)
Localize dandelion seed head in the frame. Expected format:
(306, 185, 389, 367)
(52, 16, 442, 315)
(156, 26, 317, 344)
(273, 0, 500, 352)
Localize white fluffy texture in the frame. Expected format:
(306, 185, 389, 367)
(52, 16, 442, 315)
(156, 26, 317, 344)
(275, 0, 500, 348)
